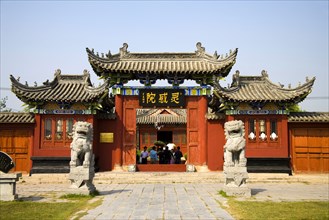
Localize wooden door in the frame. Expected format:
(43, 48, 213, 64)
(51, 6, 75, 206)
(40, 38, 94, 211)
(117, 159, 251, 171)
(291, 128, 329, 173)
(0, 129, 31, 173)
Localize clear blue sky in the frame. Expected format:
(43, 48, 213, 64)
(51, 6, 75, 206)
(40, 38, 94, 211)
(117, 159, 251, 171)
(1, 1, 328, 112)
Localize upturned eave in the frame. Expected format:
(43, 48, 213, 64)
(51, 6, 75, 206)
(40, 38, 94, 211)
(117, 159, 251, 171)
(86, 43, 238, 81)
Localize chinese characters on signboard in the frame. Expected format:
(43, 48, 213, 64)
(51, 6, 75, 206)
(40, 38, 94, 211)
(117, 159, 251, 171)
(139, 89, 185, 107)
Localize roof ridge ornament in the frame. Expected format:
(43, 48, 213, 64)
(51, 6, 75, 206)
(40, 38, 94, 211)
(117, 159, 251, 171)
(213, 51, 220, 60)
(120, 43, 130, 58)
(261, 70, 268, 78)
(43, 79, 50, 85)
(83, 69, 90, 76)
(232, 70, 240, 87)
(54, 69, 61, 77)
(83, 69, 91, 86)
(106, 50, 112, 59)
(195, 42, 205, 57)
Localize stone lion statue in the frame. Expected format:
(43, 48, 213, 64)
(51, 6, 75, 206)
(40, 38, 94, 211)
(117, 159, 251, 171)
(224, 120, 247, 167)
(69, 121, 93, 168)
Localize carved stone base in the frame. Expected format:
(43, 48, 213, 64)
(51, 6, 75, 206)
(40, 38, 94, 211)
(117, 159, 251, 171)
(0, 172, 22, 201)
(223, 185, 251, 197)
(223, 166, 251, 197)
(224, 167, 248, 186)
(68, 182, 96, 195)
(69, 166, 96, 195)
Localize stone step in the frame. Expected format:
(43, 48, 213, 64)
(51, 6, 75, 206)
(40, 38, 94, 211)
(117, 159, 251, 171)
(17, 172, 329, 185)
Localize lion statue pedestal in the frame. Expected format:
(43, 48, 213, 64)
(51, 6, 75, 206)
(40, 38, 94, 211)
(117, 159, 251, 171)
(68, 121, 96, 195)
(223, 120, 251, 197)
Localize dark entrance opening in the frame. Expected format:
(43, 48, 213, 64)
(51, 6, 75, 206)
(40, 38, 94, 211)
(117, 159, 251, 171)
(157, 131, 173, 144)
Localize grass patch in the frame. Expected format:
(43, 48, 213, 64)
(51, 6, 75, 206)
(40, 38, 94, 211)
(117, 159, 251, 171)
(219, 190, 230, 198)
(226, 200, 329, 220)
(60, 190, 100, 199)
(0, 192, 102, 220)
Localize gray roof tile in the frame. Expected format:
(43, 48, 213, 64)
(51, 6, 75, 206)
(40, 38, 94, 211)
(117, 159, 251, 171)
(0, 112, 35, 123)
(136, 109, 186, 125)
(288, 112, 329, 123)
(214, 70, 315, 103)
(10, 69, 110, 104)
(87, 43, 238, 78)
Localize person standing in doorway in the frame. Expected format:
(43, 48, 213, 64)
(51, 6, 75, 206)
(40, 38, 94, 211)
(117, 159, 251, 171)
(158, 147, 165, 164)
(164, 146, 173, 164)
(136, 145, 141, 164)
(150, 146, 158, 164)
(141, 146, 148, 164)
(174, 146, 183, 164)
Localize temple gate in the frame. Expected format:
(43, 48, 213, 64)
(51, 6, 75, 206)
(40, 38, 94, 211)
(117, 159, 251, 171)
(111, 87, 210, 169)
(6, 42, 323, 174)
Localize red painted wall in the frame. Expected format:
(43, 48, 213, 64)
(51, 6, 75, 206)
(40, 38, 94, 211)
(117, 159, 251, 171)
(229, 115, 289, 158)
(32, 114, 94, 157)
(94, 118, 118, 171)
(207, 120, 225, 171)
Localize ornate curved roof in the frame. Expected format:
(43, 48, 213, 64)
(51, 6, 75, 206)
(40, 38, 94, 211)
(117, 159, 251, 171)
(136, 109, 186, 125)
(213, 70, 315, 103)
(10, 69, 111, 106)
(87, 42, 238, 85)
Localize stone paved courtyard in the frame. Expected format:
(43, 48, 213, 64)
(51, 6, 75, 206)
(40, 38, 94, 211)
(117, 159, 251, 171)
(15, 173, 329, 220)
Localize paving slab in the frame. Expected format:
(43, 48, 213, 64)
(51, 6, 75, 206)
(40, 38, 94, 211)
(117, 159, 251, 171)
(14, 173, 329, 220)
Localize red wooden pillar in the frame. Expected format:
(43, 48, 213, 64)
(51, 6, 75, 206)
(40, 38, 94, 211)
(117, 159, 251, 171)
(28, 125, 34, 172)
(186, 97, 199, 164)
(281, 115, 289, 157)
(186, 96, 208, 167)
(114, 95, 123, 168)
(33, 114, 41, 156)
(198, 96, 208, 166)
(122, 96, 137, 165)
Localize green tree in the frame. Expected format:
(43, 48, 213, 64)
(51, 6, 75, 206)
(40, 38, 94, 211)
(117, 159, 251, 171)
(0, 96, 12, 112)
(287, 103, 303, 112)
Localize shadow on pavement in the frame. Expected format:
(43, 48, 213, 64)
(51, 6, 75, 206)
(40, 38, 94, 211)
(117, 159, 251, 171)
(18, 196, 45, 202)
(251, 188, 267, 195)
(99, 189, 131, 195)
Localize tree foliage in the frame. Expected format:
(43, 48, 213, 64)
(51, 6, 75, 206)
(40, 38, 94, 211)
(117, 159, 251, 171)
(287, 103, 303, 112)
(0, 96, 12, 112)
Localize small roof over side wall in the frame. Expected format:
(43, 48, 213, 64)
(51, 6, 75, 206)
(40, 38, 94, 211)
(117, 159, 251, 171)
(213, 70, 315, 103)
(288, 112, 329, 123)
(0, 112, 35, 123)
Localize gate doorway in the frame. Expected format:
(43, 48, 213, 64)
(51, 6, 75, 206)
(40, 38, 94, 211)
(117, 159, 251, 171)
(157, 131, 173, 144)
(115, 92, 209, 171)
